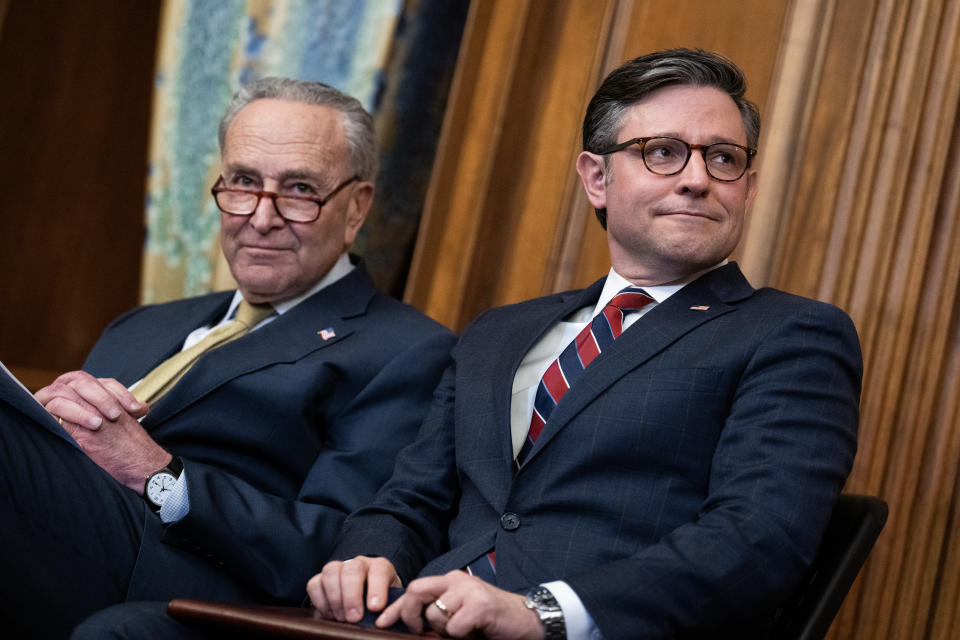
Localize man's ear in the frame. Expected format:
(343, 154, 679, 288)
(343, 182, 374, 245)
(576, 151, 608, 210)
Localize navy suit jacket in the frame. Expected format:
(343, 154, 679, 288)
(80, 263, 455, 603)
(332, 263, 862, 638)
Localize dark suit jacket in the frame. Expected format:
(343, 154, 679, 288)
(82, 262, 455, 604)
(332, 263, 862, 638)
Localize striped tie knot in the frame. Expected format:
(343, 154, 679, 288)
(608, 287, 653, 312)
(601, 287, 653, 339)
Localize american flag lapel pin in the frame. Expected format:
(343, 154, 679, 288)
(318, 327, 336, 340)
(689, 305, 710, 311)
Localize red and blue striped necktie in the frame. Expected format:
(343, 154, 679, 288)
(516, 286, 653, 467)
(466, 287, 652, 584)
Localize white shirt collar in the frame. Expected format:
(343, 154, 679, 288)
(592, 260, 727, 316)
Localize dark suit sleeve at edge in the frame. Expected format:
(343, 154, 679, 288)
(329, 356, 461, 584)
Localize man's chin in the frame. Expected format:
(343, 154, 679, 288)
(234, 276, 294, 305)
(647, 246, 732, 283)
(660, 232, 738, 265)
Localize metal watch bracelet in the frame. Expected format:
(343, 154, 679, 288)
(523, 585, 566, 640)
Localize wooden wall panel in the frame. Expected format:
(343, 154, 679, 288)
(921, 97, 960, 636)
(744, 1, 960, 638)
(857, 4, 960, 637)
(0, 1, 160, 387)
(406, 0, 621, 329)
(409, 0, 960, 637)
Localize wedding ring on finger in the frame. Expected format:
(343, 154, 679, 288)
(433, 598, 453, 618)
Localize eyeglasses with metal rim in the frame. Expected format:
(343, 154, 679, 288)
(210, 175, 360, 223)
(596, 136, 757, 182)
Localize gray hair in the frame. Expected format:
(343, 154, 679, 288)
(583, 49, 760, 228)
(218, 77, 378, 182)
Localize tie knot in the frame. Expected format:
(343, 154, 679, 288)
(608, 287, 652, 312)
(235, 300, 274, 328)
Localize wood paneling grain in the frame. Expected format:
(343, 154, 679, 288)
(922, 103, 960, 636)
(405, 0, 535, 328)
(406, 0, 620, 328)
(0, 1, 160, 374)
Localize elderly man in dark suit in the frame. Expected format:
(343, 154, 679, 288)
(307, 49, 861, 639)
(0, 78, 453, 637)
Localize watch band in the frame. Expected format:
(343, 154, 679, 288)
(153, 455, 184, 481)
(524, 586, 566, 640)
(143, 456, 184, 512)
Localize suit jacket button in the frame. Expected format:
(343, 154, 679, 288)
(500, 512, 520, 530)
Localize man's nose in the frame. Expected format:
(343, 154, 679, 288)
(249, 193, 285, 231)
(675, 151, 712, 194)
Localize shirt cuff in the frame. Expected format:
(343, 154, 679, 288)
(158, 466, 190, 523)
(541, 580, 603, 640)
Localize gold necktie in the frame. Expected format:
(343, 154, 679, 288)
(133, 300, 274, 405)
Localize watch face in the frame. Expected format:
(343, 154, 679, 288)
(145, 471, 178, 507)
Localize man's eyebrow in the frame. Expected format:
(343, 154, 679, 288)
(222, 163, 260, 176)
(222, 166, 328, 184)
(706, 135, 747, 145)
(648, 132, 746, 145)
(277, 169, 327, 183)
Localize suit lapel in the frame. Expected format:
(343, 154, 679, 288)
(519, 263, 754, 468)
(144, 265, 376, 426)
(485, 281, 606, 472)
(115, 293, 234, 386)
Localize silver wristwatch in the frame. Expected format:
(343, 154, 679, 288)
(523, 586, 566, 640)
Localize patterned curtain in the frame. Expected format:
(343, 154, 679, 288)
(143, 0, 422, 303)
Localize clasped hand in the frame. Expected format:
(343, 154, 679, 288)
(307, 556, 544, 639)
(34, 370, 171, 492)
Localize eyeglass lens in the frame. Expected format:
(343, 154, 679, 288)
(214, 191, 319, 222)
(643, 137, 749, 181)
